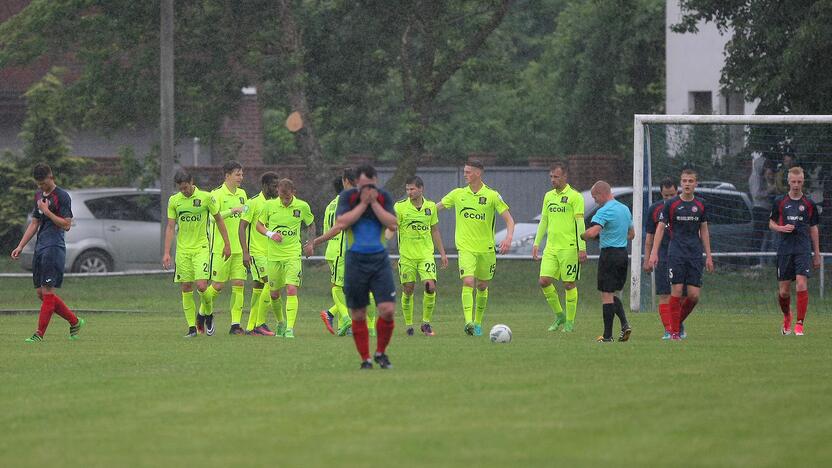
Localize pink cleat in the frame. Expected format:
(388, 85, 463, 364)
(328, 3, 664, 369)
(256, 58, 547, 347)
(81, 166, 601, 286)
(794, 322, 804, 336)
(320, 310, 336, 335)
(782, 313, 792, 335)
(255, 325, 276, 336)
(670, 333, 681, 341)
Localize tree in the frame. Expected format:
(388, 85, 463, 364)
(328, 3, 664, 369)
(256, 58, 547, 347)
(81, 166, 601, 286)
(674, 0, 832, 114)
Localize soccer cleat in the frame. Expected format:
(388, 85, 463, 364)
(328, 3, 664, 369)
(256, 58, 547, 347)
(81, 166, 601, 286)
(618, 326, 632, 342)
(246, 329, 262, 336)
(794, 322, 804, 336)
(184, 327, 198, 338)
(473, 324, 483, 336)
(548, 314, 566, 332)
(276, 322, 287, 337)
(196, 314, 206, 334)
(679, 323, 687, 339)
(420, 323, 435, 336)
(670, 333, 681, 341)
(284, 328, 295, 339)
(257, 324, 276, 336)
(782, 313, 793, 335)
(229, 325, 245, 336)
(562, 321, 574, 333)
(337, 321, 352, 337)
(373, 352, 393, 369)
(69, 317, 85, 340)
(25, 333, 43, 343)
(464, 322, 475, 335)
(360, 360, 373, 370)
(662, 331, 672, 340)
(595, 336, 613, 343)
(406, 327, 414, 336)
(205, 314, 215, 336)
(320, 310, 336, 335)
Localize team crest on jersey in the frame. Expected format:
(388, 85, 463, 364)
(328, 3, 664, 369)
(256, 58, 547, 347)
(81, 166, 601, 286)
(799, 205, 805, 211)
(239, 197, 245, 204)
(293, 209, 301, 217)
(193, 199, 202, 207)
(478, 196, 487, 205)
(424, 208, 431, 216)
(561, 196, 568, 203)
(691, 206, 698, 213)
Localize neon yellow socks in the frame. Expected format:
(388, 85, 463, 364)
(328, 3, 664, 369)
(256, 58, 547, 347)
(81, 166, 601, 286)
(474, 288, 489, 325)
(542, 284, 563, 317)
(182, 291, 196, 327)
(367, 293, 377, 330)
(230, 285, 244, 325)
(285, 295, 298, 329)
(565, 287, 578, 322)
(199, 284, 218, 315)
(462, 286, 474, 323)
(331, 286, 350, 327)
(402, 293, 414, 326)
(246, 287, 263, 331)
(422, 291, 436, 323)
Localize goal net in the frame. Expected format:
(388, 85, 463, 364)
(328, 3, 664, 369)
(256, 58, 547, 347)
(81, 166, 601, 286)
(631, 115, 832, 313)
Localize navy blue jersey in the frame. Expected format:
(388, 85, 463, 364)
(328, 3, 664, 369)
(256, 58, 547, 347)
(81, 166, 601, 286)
(646, 199, 670, 258)
(31, 187, 72, 251)
(770, 194, 819, 255)
(336, 187, 395, 254)
(659, 195, 707, 259)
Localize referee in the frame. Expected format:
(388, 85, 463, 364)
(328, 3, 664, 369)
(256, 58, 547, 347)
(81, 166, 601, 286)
(581, 181, 634, 342)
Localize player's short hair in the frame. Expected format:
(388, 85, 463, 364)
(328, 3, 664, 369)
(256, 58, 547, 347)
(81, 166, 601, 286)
(788, 166, 805, 177)
(261, 171, 279, 187)
(660, 177, 677, 190)
(405, 176, 424, 188)
(466, 159, 485, 171)
(223, 160, 242, 175)
(680, 168, 697, 180)
(549, 161, 568, 173)
(333, 176, 344, 195)
(174, 170, 193, 185)
(342, 167, 357, 184)
(277, 178, 295, 192)
(32, 163, 52, 181)
(355, 164, 377, 180)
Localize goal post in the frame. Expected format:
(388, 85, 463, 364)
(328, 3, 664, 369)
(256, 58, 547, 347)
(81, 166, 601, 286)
(630, 114, 832, 312)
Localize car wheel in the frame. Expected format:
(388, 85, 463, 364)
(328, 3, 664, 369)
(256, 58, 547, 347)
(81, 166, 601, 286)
(72, 249, 113, 273)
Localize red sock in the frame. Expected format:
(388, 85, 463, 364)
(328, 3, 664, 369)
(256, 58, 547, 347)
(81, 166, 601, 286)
(52, 295, 78, 325)
(37, 293, 57, 337)
(669, 296, 681, 334)
(658, 303, 671, 332)
(777, 294, 791, 316)
(796, 290, 808, 323)
(680, 298, 697, 323)
(351, 318, 370, 361)
(375, 317, 395, 354)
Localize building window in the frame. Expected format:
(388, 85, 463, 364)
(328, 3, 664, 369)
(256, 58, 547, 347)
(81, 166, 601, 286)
(690, 91, 713, 115)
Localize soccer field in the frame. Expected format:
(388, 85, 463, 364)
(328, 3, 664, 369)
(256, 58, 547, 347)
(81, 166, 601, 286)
(1, 260, 830, 467)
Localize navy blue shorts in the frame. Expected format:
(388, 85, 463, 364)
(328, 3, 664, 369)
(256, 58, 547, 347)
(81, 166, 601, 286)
(777, 253, 812, 281)
(668, 255, 703, 288)
(344, 250, 397, 309)
(32, 246, 66, 289)
(655, 259, 671, 295)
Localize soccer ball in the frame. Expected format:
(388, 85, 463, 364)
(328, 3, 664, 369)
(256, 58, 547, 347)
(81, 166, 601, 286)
(489, 324, 512, 343)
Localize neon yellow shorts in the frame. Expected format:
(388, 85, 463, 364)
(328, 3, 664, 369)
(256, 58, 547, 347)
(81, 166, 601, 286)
(267, 258, 303, 289)
(399, 256, 437, 284)
(327, 257, 345, 287)
(210, 252, 247, 282)
(249, 254, 268, 283)
(458, 250, 496, 280)
(539, 249, 580, 282)
(174, 247, 210, 283)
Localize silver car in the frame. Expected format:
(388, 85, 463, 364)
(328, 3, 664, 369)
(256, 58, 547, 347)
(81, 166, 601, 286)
(20, 188, 162, 272)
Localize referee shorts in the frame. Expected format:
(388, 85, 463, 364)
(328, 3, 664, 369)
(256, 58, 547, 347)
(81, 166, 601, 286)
(597, 247, 627, 293)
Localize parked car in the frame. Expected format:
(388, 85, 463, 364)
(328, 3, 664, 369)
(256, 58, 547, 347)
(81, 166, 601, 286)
(20, 188, 162, 273)
(495, 186, 754, 256)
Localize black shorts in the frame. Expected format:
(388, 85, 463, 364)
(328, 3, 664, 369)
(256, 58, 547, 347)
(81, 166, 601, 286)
(668, 255, 703, 288)
(598, 247, 628, 293)
(33, 246, 66, 289)
(655, 258, 671, 296)
(777, 253, 812, 281)
(344, 250, 397, 309)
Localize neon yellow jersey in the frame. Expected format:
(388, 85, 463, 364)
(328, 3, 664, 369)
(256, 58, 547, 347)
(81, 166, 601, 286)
(258, 196, 314, 260)
(440, 183, 509, 253)
(167, 187, 218, 251)
(210, 183, 248, 254)
(395, 197, 438, 259)
(323, 196, 345, 261)
(533, 184, 586, 252)
(242, 191, 269, 256)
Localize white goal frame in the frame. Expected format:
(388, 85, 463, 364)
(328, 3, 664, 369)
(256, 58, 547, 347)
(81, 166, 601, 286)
(630, 114, 832, 311)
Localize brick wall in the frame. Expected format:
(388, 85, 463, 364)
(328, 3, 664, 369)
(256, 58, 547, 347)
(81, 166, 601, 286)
(219, 94, 264, 167)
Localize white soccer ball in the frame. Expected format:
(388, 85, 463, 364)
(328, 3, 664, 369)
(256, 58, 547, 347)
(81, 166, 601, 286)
(489, 324, 512, 343)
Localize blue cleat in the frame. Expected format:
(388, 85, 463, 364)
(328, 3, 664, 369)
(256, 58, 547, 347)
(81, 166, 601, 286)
(679, 323, 687, 339)
(473, 324, 482, 336)
(662, 331, 672, 340)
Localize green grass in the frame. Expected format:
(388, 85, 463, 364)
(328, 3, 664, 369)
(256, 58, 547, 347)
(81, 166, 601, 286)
(1, 260, 831, 467)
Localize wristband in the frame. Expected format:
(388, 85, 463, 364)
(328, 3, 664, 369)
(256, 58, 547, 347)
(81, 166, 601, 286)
(265, 230, 276, 238)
